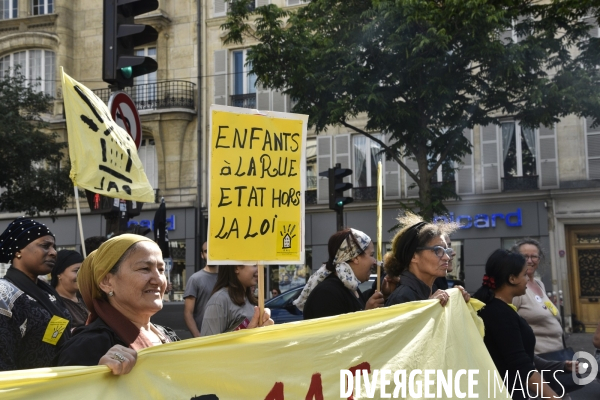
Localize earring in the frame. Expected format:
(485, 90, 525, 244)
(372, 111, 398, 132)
(108, 291, 114, 297)
(16, 254, 21, 259)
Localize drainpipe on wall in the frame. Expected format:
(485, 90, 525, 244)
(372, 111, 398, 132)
(195, 0, 204, 273)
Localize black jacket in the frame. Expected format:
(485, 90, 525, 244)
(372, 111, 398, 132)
(385, 270, 432, 306)
(303, 273, 366, 320)
(56, 318, 179, 366)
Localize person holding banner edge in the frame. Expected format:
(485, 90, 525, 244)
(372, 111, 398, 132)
(0, 217, 72, 371)
(56, 234, 179, 375)
(384, 213, 470, 307)
(295, 228, 385, 320)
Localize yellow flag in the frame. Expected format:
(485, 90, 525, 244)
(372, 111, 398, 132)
(61, 69, 154, 202)
(0, 290, 511, 399)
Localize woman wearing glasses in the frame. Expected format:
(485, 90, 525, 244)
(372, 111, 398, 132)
(511, 238, 580, 395)
(385, 213, 470, 306)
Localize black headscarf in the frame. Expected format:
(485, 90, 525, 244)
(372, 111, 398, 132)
(51, 250, 84, 287)
(0, 217, 54, 263)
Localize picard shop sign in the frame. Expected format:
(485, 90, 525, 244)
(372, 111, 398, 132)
(434, 208, 522, 229)
(127, 214, 176, 231)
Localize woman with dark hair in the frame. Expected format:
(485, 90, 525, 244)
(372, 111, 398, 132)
(201, 265, 273, 336)
(0, 217, 72, 371)
(385, 213, 469, 306)
(473, 249, 562, 399)
(294, 228, 384, 320)
(51, 250, 89, 329)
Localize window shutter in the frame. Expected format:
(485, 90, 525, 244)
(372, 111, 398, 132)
(334, 134, 352, 197)
(256, 83, 271, 111)
(538, 125, 559, 188)
(586, 118, 600, 179)
(272, 90, 286, 112)
(213, 50, 227, 105)
(256, 0, 270, 6)
(584, 17, 599, 38)
(456, 129, 474, 195)
(383, 134, 401, 199)
(316, 136, 332, 204)
(214, 0, 227, 17)
(404, 155, 419, 198)
(481, 124, 501, 192)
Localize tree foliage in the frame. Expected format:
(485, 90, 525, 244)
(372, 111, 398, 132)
(0, 68, 72, 219)
(223, 0, 600, 220)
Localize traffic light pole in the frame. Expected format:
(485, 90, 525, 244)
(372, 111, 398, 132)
(336, 209, 344, 232)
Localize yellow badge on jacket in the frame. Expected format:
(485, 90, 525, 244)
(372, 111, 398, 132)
(42, 315, 69, 345)
(544, 300, 559, 316)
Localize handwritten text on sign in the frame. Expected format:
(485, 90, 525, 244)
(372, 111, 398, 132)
(209, 109, 306, 263)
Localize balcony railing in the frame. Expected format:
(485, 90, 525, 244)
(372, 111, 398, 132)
(230, 93, 256, 109)
(92, 80, 196, 111)
(353, 186, 378, 201)
(502, 175, 539, 191)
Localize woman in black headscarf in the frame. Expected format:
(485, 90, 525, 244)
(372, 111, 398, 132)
(0, 217, 72, 371)
(51, 250, 89, 329)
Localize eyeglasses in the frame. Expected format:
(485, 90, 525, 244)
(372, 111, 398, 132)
(523, 255, 539, 261)
(416, 246, 454, 258)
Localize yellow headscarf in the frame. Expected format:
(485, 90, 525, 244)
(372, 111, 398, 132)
(78, 234, 154, 312)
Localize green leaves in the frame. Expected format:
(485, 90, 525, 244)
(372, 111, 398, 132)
(0, 68, 71, 219)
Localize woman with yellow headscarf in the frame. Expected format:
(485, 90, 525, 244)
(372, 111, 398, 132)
(56, 234, 179, 375)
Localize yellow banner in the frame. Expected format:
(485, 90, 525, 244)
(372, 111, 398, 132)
(61, 69, 154, 203)
(208, 106, 308, 264)
(0, 290, 511, 399)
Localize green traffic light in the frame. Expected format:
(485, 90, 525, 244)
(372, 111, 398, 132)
(120, 66, 133, 79)
(337, 200, 344, 207)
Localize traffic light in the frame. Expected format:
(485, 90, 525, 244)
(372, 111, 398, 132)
(103, 0, 159, 89)
(85, 190, 119, 214)
(328, 164, 353, 211)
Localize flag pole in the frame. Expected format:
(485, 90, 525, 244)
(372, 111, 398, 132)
(74, 186, 87, 257)
(376, 161, 383, 293)
(258, 261, 265, 326)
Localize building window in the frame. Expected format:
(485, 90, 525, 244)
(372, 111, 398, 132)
(138, 138, 158, 189)
(231, 49, 256, 108)
(133, 47, 157, 104)
(501, 121, 536, 177)
(0, 0, 17, 19)
(32, 0, 52, 15)
(353, 134, 383, 187)
(0, 50, 56, 96)
(306, 138, 316, 190)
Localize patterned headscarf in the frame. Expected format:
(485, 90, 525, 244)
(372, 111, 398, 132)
(0, 217, 54, 263)
(294, 228, 371, 311)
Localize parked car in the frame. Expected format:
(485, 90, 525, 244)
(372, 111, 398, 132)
(265, 285, 304, 324)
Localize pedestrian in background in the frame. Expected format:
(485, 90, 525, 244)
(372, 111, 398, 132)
(0, 217, 72, 371)
(183, 241, 218, 337)
(271, 288, 281, 298)
(51, 249, 89, 329)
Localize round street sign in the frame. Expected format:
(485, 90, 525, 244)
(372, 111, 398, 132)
(109, 91, 142, 149)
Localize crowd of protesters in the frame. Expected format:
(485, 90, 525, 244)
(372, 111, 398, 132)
(0, 214, 596, 399)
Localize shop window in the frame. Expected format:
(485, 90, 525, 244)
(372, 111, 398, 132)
(501, 121, 537, 178)
(32, 0, 52, 15)
(0, 0, 17, 19)
(353, 133, 383, 188)
(168, 240, 187, 300)
(268, 247, 311, 294)
(0, 49, 56, 96)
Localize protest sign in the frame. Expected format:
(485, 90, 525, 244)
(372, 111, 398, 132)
(208, 106, 308, 264)
(0, 290, 511, 399)
(62, 69, 154, 203)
